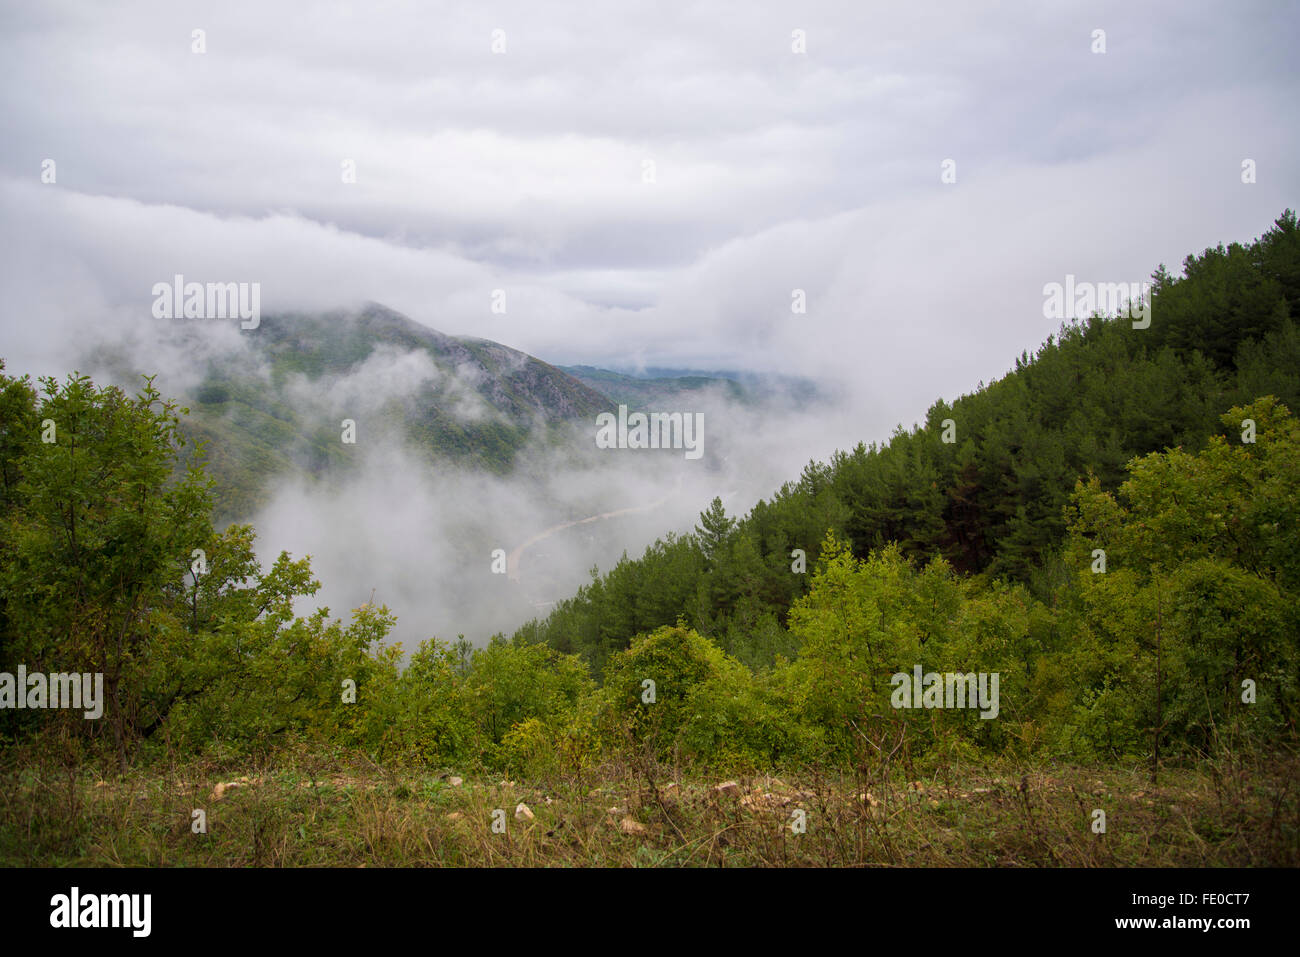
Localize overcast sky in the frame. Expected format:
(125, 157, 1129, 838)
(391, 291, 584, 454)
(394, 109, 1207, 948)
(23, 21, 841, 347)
(2, 0, 1298, 436)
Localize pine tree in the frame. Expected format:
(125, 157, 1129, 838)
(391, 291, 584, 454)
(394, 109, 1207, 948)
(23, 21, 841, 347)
(694, 496, 735, 567)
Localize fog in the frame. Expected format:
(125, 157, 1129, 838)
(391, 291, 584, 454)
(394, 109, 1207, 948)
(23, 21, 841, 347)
(247, 382, 852, 649)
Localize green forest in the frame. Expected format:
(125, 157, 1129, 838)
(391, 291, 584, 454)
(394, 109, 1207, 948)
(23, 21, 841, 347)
(1, 212, 1297, 867)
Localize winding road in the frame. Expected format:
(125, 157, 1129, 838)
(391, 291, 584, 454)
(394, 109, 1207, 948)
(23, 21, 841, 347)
(506, 478, 691, 583)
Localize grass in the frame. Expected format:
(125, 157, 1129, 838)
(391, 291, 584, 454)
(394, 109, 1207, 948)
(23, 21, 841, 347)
(2, 744, 1296, 867)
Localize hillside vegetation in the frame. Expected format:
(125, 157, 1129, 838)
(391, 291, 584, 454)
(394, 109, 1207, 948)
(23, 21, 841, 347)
(517, 210, 1300, 672)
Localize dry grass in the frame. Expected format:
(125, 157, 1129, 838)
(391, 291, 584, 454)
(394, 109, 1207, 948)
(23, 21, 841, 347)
(2, 744, 1296, 867)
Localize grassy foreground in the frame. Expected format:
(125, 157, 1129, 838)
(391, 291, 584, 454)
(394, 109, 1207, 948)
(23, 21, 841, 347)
(2, 746, 1296, 867)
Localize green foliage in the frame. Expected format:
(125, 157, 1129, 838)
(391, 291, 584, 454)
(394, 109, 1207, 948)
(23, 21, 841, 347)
(461, 635, 594, 768)
(785, 534, 1031, 762)
(519, 210, 1300, 673)
(1060, 397, 1300, 758)
(0, 371, 213, 764)
(368, 639, 476, 766)
(694, 496, 735, 566)
(596, 623, 780, 766)
(0, 366, 400, 764)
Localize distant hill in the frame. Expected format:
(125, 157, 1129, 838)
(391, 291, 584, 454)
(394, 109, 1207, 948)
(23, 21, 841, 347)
(559, 365, 826, 408)
(558, 365, 747, 406)
(96, 303, 614, 520)
(83, 303, 825, 520)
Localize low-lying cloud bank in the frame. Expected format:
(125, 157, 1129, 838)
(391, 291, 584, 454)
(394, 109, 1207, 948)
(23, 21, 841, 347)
(247, 383, 851, 649)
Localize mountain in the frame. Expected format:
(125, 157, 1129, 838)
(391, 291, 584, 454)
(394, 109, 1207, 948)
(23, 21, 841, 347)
(84, 302, 822, 521)
(142, 303, 613, 520)
(559, 365, 827, 409)
(558, 365, 747, 406)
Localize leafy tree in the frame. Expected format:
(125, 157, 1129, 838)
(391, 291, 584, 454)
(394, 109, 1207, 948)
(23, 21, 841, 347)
(0, 372, 212, 769)
(598, 622, 756, 762)
(1061, 398, 1299, 760)
(0, 366, 400, 764)
(462, 634, 594, 765)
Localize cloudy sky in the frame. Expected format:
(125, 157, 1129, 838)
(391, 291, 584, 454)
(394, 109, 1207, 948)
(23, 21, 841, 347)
(2, 0, 1298, 438)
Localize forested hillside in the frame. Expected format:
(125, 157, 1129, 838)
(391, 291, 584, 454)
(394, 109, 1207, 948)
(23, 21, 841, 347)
(515, 210, 1300, 673)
